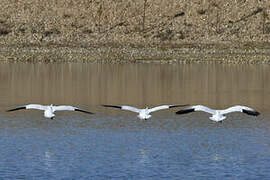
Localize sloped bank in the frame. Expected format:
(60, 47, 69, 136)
(0, 42, 270, 64)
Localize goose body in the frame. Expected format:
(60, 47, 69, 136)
(7, 104, 93, 119)
(176, 105, 260, 122)
(102, 104, 188, 120)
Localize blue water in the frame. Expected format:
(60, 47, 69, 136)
(0, 113, 270, 179)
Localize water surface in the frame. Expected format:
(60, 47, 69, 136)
(0, 63, 270, 179)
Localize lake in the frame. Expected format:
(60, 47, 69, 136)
(0, 63, 270, 179)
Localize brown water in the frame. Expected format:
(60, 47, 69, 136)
(1, 63, 270, 179)
(2, 63, 269, 109)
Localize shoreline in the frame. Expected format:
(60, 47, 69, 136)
(0, 1, 270, 64)
(0, 42, 270, 64)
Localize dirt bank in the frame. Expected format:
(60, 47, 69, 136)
(0, 0, 270, 63)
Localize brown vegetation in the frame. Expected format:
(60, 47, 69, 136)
(0, 0, 270, 63)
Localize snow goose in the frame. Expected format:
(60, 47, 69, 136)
(176, 105, 260, 122)
(102, 104, 188, 120)
(7, 104, 93, 119)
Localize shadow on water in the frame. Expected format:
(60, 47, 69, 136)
(0, 63, 270, 179)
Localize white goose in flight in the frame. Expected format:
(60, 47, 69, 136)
(175, 105, 260, 122)
(7, 104, 93, 119)
(102, 104, 188, 120)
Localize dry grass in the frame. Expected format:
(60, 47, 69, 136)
(0, 0, 269, 43)
(0, 0, 270, 63)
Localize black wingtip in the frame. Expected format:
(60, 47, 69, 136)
(176, 108, 195, 114)
(169, 104, 189, 108)
(75, 109, 94, 114)
(101, 105, 122, 109)
(6, 106, 26, 112)
(243, 109, 260, 116)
